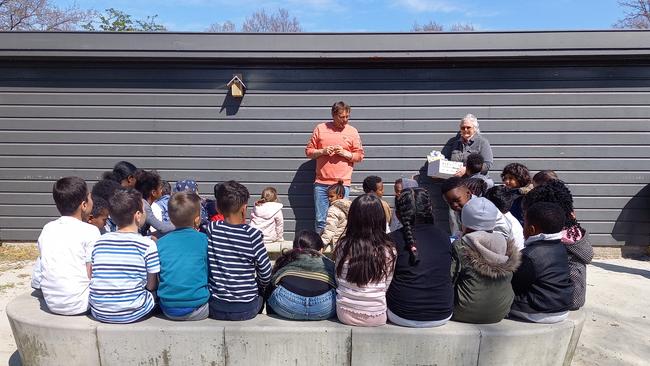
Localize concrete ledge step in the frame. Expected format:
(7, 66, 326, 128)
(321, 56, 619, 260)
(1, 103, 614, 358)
(6, 291, 585, 366)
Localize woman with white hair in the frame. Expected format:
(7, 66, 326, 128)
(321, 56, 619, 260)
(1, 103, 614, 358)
(440, 114, 495, 235)
(441, 114, 494, 177)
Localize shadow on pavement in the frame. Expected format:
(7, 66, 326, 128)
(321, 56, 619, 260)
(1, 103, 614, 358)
(591, 261, 650, 280)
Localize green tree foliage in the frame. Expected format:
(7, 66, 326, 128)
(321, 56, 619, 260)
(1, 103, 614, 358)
(83, 8, 166, 32)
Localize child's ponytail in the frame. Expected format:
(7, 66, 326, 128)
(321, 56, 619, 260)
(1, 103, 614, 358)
(327, 180, 346, 198)
(256, 187, 278, 205)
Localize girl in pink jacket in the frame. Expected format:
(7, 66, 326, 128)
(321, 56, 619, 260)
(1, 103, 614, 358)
(250, 187, 284, 243)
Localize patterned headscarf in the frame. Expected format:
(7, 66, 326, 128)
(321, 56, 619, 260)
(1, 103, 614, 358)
(175, 179, 198, 193)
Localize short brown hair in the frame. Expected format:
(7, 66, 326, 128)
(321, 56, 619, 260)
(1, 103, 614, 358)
(216, 180, 250, 216)
(53, 176, 89, 216)
(109, 188, 143, 228)
(331, 101, 350, 115)
(168, 191, 201, 227)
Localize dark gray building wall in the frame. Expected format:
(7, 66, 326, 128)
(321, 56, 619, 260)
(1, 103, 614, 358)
(0, 32, 648, 246)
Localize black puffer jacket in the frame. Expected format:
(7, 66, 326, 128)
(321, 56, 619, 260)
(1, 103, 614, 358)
(511, 239, 573, 314)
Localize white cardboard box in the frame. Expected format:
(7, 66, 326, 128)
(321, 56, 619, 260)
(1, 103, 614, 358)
(427, 159, 464, 178)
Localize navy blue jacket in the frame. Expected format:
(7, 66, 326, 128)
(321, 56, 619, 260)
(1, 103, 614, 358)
(511, 239, 573, 314)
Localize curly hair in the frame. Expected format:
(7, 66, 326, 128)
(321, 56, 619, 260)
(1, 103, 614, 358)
(501, 163, 532, 188)
(134, 170, 161, 201)
(91, 196, 110, 217)
(522, 180, 584, 241)
(91, 178, 121, 202)
(395, 188, 435, 265)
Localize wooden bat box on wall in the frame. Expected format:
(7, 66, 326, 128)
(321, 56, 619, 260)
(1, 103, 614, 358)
(227, 74, 246, 97)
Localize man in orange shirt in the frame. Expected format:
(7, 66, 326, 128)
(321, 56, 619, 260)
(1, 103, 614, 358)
(305, 101, 365, 232)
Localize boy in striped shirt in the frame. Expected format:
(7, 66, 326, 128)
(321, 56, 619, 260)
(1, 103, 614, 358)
(207, 180, 272, 320)
(89, 188, 160, 323)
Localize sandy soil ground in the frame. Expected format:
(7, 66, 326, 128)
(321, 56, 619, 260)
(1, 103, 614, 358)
(1, 249, 648, 366)
(0, 258, 34, 366)
(571, 258, 650, 366)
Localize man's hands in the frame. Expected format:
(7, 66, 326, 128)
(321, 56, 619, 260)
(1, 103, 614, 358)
(323, 146, 336, 156)
(454, 166, 467, 177)
(321, 145, 352, 160)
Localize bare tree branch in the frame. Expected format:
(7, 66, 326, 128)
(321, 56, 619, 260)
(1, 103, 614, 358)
(411, 20, 475, 32)
(241, 8, 302, 32)
(411, 21, 443, 32)
(207, 20, 236, 32)
(449, 23, 475, 32)
(0, 0, 93, 31)
(614, 0, 650, 29)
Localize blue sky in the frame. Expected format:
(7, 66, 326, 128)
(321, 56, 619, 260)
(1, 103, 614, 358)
(56, 0, 625, 32)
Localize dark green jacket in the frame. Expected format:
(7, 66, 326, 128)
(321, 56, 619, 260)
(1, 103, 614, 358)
(451, 231, 521, 324)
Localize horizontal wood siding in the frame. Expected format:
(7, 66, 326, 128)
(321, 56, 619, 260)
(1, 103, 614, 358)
(0, 33, 649, 245)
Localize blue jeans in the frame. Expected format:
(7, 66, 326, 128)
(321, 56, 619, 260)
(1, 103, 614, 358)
(267, 286, 336, 320)
(314, 183, 350, 232)
(208, 296, 263, 321)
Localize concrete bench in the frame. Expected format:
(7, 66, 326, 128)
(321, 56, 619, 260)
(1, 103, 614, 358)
(7, 291, 585, 366)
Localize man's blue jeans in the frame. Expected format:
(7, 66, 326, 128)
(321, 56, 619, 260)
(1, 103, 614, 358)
(267, 286, 336, 320)
(314, 183, 350, 232)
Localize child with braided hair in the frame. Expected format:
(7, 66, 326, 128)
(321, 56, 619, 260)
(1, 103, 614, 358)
(522, 180, 593, 310)
(386, 188, 454, 327)
(462, 177, 488, 197)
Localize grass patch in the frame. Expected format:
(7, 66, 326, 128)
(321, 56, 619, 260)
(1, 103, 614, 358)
(0, 244, 39, 272)
(0, 244, 39, 263)
(0, 282, 16, 292)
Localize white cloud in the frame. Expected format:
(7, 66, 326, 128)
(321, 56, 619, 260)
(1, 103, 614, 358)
(394, 0, 461, 13)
